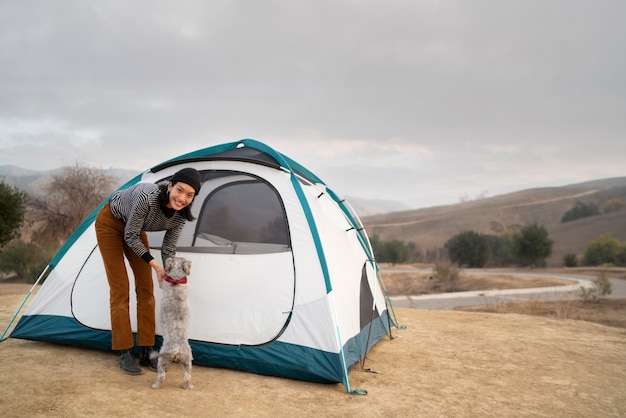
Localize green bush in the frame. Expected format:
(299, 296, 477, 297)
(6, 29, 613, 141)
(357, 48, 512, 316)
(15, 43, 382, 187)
(579, 271, 613, 303)
(444, 231, 489, 268)
(582, 233, 624, 267)
(0, 178, 27, 248)
(371, 235, 410, 264)
(485, 234, 518, 267)
(0, 240, 55, 283)
(563, 253, 578, 267)
(561, 201, 600, 223)
(512, 224, 553, 267)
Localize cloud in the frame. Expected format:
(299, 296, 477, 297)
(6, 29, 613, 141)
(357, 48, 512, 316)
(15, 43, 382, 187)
(0, 0, 624, 208)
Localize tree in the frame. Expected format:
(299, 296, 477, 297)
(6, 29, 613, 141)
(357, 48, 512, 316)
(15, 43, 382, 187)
(0, 177, 28, 248)
(0, 239, 53, 282)
(563, 253, 578, 267)
(370, 235, 411, 264)
(380, 240, 410, 264)
(561, 201, 600, 223)
(445, 230, 489, 268)
(512, 224, 553, 267)
(581, 233, 624, 266)
(484, 234, 518, 267)
(601, 198, 626, 214)
(30, 163, 117, 242)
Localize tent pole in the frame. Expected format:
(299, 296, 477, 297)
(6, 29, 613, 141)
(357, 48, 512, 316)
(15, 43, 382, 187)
(0, 265, 50, 342)
(375, 268, 406, 331)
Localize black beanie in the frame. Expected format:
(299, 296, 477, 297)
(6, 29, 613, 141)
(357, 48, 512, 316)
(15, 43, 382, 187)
(170, 168, 202, 194)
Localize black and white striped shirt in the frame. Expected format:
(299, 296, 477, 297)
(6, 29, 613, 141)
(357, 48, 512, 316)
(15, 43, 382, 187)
(109, 182, 187, 263)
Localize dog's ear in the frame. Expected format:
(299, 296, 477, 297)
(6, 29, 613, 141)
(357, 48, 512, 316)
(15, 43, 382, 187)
(183, 259, 192, 275)
(164, 258, 173, 271)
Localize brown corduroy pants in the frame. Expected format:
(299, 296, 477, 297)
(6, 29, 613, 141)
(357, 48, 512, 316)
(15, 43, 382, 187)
(95, 202, 156, 351)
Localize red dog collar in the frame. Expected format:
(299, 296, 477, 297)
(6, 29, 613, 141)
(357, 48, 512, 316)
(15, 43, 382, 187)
(163, 275, 187, 286)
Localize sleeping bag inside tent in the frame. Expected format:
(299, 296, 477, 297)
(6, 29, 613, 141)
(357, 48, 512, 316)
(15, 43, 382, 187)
(10, 139, 393, 390)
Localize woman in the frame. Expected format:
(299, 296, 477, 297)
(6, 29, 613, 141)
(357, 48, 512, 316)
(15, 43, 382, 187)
(95, 167, 201, 375)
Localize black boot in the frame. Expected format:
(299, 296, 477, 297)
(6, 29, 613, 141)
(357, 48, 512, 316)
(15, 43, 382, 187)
(140, 346, 158, 372)
(119, 349, 142, 375)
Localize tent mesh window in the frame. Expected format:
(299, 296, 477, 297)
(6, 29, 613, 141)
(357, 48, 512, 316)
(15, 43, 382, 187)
(193, 172, 290, 253)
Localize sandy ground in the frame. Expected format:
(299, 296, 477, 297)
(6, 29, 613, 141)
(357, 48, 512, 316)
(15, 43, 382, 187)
(1, 284, 625, 417)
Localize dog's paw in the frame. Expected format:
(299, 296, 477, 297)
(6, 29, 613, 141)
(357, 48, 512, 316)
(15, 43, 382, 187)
(182, 382, 194, 390)
(151, 382, 161, 389)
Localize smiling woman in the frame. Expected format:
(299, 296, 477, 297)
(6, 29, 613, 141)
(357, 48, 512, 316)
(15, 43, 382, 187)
(94, 166, 202, 375)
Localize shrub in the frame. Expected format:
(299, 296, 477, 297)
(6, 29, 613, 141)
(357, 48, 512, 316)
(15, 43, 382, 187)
(0, 239, 54, 283)
(371, 235, 412, 264)
(512, 224, 553, 267)
(582, 233, 624, 266)
(0, 178, 28, 248)
(601, 198, 626, 214)
(445, 231, 489, 268)
(579, 271, 613, 303)
(561, 201, 600, 223)
(485, 234, 518, 267)
(563, 253, 578, 267)
(431, 261, 460, 292)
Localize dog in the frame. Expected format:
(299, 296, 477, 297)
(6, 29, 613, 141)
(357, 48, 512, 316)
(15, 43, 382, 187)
(151, 257, 194, 389)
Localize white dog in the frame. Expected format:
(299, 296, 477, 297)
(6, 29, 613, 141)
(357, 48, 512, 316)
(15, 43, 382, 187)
(151, 257, 194, 389)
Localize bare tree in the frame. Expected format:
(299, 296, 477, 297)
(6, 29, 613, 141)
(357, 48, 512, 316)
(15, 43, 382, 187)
(30, 163, 117, 243)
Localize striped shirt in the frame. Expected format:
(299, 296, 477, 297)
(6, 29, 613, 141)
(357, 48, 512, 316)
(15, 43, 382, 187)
(109, 182, 187, 263)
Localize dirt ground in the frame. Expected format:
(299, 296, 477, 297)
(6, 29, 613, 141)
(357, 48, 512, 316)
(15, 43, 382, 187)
(1, 282, 625, 417)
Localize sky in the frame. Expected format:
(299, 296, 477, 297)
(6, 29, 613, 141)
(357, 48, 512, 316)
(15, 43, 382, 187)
(1, 0, 624, 209)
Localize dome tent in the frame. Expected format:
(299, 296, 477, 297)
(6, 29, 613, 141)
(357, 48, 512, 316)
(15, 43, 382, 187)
(9, 139, 395, 393)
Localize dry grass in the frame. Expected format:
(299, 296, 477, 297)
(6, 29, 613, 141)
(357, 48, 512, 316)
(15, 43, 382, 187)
(380, 270, 574, 296)
(380, 266, 626, 329)
(457, 298, 626, 329)
(2, 280, 626, 416)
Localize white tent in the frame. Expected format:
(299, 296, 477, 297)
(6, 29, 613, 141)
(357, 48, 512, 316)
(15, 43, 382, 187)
(9, 139, 395, 392)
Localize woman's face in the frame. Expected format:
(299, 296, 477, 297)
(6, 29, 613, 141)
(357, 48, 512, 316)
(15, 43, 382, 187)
(167, 181, 196, 210)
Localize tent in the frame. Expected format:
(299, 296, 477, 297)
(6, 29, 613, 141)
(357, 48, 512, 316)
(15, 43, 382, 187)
(8, 139, 395, 393)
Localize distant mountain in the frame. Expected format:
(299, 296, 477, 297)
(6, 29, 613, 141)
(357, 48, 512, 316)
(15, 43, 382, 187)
(0, 165, 408, 215)
(0, 165, 138, 195)
(345, 197, 411, 217)
(361, 177, 626, 267)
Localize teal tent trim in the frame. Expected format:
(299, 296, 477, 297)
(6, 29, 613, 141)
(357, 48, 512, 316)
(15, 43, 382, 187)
(238, 140, 333, 294)
(10, 311, 391, 384)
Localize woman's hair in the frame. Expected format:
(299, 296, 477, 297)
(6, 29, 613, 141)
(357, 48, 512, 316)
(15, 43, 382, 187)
(158, 183, 196, 221)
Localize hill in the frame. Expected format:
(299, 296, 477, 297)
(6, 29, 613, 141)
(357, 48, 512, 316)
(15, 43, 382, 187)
(0, 165, 138, 195)
(361, 177, 626, 267)
(0, 164, 408, 215)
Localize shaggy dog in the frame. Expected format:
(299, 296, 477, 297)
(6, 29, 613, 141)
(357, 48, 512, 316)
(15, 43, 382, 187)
(151, 257, 194, 389)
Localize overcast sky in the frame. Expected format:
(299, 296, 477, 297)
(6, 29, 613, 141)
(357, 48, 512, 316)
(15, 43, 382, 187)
(1, 1, 624, 208)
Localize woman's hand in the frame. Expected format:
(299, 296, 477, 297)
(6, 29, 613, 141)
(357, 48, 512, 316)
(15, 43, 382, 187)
(149, 260, 166, 288)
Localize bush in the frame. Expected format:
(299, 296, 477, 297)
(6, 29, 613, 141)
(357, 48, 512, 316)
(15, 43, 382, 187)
(485, 234, 518, 267)
(0, 240, 55, 283)
(601, 198, 626, 214)
(582, 233, 624, 266)
(579, 271, 613, 303)
(512, 224, 553, 267)
(445, 231, 489, 268)
(561, 201, 600, 223)
(371, 236, 411, 264)
(431, 261, 460, 292)
(0, 178, 28, 248)
(563, 253, 578, 267)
